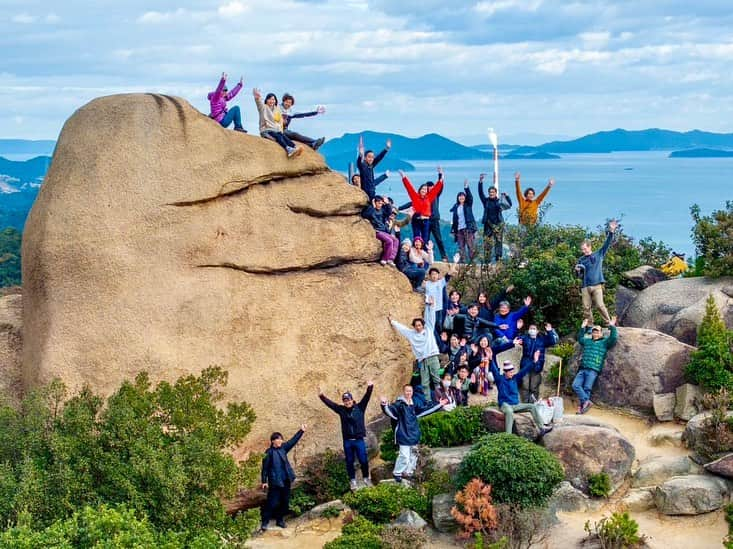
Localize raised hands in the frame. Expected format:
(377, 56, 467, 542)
(317, 105, 326, 115)
(516, 318, 524, 331)
(222, 72, 228, 80)
(252, 88, 261, 100)
(380, 396, 389, 406)
(239, 76, 244, 85)
(386, 138, 392, 149)
(548, 178, 555, 187)
(437, 165, 444, 177)
(301, 424, 307, 432)
(464, 178, 469, 188)
(359, 135, 364, 155)
(367, 380, 374, 387)
(514, 171, 521, 180)
(609, 219, 619, 233)
(385, 170, 391, 178)
(523, 296, 532, 307)
(581, 318, 589, 328)
(478, 173, 485, 182)
(506, 284, 515, 293)
(533, 350, 541, 362)
(398, 169, 406, 178)
(426, 240, 434, 251)
(609, 316, 618, 326)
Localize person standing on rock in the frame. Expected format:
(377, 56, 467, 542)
(424, 262, 457, 341)
(399, 169, 444, 245)
(357, 135, 391, 200)
(260, 425, 306, 531)
(380, 384, 447, 483)
(318, 382, 374, 490)
(572, 317, 618, 414)
(515, 171, 554, 227)
(575, 219, 618, 325)
(361, 195, 399, 266)
(208, 73, 245, 132)
(450, 179, 478, 262)
(398, 167, 448, 260)
(516, 323, 559, 402)
(253, 89, 303, 158)
(280, 93, 326, 150)
(492, 356, 553, 436)
(478, 173, 512, 262)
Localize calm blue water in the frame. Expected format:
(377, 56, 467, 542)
(373, 152, 731, 255)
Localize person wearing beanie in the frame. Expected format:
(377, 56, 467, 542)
(280, 93, 326, 150)
(207, 72, 245, 131)
(450, 178, 478, 262)
(572, 316, 618, 414)
(253, 88, 303, 158)
(318, 382, 374, 490)
(515, 171, 554, 226)
(260, 425, 306, 531)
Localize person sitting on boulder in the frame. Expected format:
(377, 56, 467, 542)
(357, 135, 391, 200)
(208, 72, 245, 132)
(455, 302, 497, 342)
(408, 236, 434, 274)
(453, 365, 474, 406)
(399, 169, 444, 245)
(395, 238, 426, 292)
(438, 332, 467, 376)
(515, 323, 559, 402)
(515, 171, 554, 226)
(491, 357, 553, 436)
(380, 384, 447, 483)
(434, 371, 460, 411)
(253, 89, 302, 158)
(280, 93, 326, 151)
(260, 425, 306, 531)
(575, 219, 618, 325)
(450, 179, 478, 262)
(493, 296, 532, 343)
(361, 195, 399, 266)
(318, 382, 374, 490)
(350, 174, 361, 188)
(572, 317, 618, 414)
(477, 285, 514, 325)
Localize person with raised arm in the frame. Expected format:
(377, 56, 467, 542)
(478, 173, 512, 262)
(575, 219, 618, 325)
(357, 136, 391, 200)
(260, 425, 306, 531)
(208, 72, 245, 132)
(572, 316, 618, 414)
(280, 93, 326, 150)
(253, 89, 303, 158)
(398, 167, 447, 260)
(515, 171, 554, 226)
(515, 322, 559, 402)
(318, 382, 374, 490)
(450, 178, 478, 262)
(399, 169, 444, 245)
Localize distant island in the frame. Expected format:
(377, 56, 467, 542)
(502, 151, 561, 160)
(669, 148, 733, 158)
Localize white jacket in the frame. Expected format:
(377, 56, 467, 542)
(391, 303, 440, 360)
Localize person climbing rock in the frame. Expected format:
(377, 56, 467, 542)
(260, 425, 306, 531)
(208, 72, 245, 132)
(450, 179, 478, 262)
(575, 219, 618, 325)
(318, 382, 374, 490)
(478, 173, 512, 262)
(515, 171, 553, 226)
(572, 317, 618, 414)
(357, 135, 391, 200)
(253, 89, 302, 158)
(492, 356, 553, 436)
(280, 93, 326, 150)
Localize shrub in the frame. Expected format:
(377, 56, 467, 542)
(691, 201, 733, 277)
(691, 389, 733, 461)
(298, 448, 351, 503)
(342, 483, 428, 523)
(456, 434, 564, 508)
(324, 515, 383, 549)
(380, 428, 398, 463)
(584, 511, 646, 548)
(380, 524, 427, 549)
(685, 296, 733, 392)
(288, 486, 317, 516)
(488, 504, 552, 549)
(451, 478, 498, 540)
(547, 342, 576, 385)
(724, 503, 733, 548)
(588, 472, 612, 498)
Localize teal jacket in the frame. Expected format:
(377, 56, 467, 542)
(577, 325, 618, 373)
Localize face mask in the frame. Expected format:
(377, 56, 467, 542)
(528, 329, 538, 337)
(442, 380, 451, 388)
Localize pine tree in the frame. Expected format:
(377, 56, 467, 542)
(685, 296, 733, 392)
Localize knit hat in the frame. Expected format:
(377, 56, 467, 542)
(502, 361, 515, 372)
(401, 238, 412, 246)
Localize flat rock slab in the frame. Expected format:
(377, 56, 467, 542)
(621, 488, 655, 512)
(432, 492, 458, 533)
(632, 456, 703, 488)
(427, 446, 473, 477)
(654, 474, 730, 515)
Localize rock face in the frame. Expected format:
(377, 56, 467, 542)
(482, 407, 540, 440)
(621, 265, 668, 290)
(548, 481, 593, 513)
(21, 94, 421, 458)
(427, 446, 472, 477)
(621, 488, 655, 512)
(621, 277, 733, 345)
(632, 456, 703, 488)
(675, 383, 703, 421)
(705, 454, 733, 479)
(432, 493, 457, 533)
(569, 327, 694, 414)
(683, 411, 733, 457)
(654, 475, 730, 515)
(0, 293, 23, 403)
(542, 423, 635, 493)
(653, 392, 676, 421)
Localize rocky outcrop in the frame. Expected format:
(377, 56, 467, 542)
(0, 293, 22, 403)
(621, 265, 668, 290)
(547, 481, 593, 513)
(684, 411, 733, 457)
(621, 488, 655, 512)
(427, 446, 472, 477)
(632, 456, 703, 488)
(654, 475, 730, 515)
(675, 383, 703, 421)
(432, 493, 458, 532)
(482, 408, 540, 440)
(653, 392, 676, 421)
(21, 94, 421, 458)
(705, 454, 733, 479)
(621, 277, 733, 345)
(569, 327, 694, 414)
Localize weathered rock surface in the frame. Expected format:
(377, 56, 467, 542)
(427, 446, 472, 477)
(21, 94, 421, 458)
(632, 456, 703, 488)
(305, 500, 347, 520)
(0, 293, 22, 403)
(684, 411, 733, 456)
(547, 481, 593, 513)
(621, 488, 655, 512)
(654, 475, 730, 515)
(675, 383, 703, 421)
(542, 423, 635, 493)
(621, 265, 669, 290)
(392, 509, 427, 529)
(705, 454, 733, 479)
(646, 425, 684, 447)
(482, 407, 540, 440)
(432, 493, 458, 533)
(615, 285, 640, 320)
(621, 276, 733, 345)
(569, 327, 694, 414)
(653, 392, 676, 421)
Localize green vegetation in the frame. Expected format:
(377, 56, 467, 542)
(456, 434, 564, 508)
(691, 389, 733, 462)
(323, 515, 384, 549)
(685, 296, 733, 393)
(342, 483, 428, 523)
(0, 367, 258, 544)
(690, 201, 733, 277)
(547, 342, 576, 385)
(0, 227, 21, 287)
(588, 472, 612, 498)
(298, 448, 351, 505)
(584, 511, 646, 548)
(724, 503, 733, 548)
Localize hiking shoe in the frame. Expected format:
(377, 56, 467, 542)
(313, 137, 325, 150)
(350, 479, 359, 491)
(393, 475, 402, 483)
(276, 519, 286, 528)
(581, 400, 594, 414)
(379, 260, 387, 266)
(234, 127, 247, 133)
(539, 425, 554, 436)
(386, 260, 396, 267)
(363, 477, 373, 487)
(259, 523, 268, 533)
(576, 405, 583, 414)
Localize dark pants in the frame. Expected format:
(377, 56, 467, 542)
(402, 265, 426, 289)
(429, 218, 447, 260)
(484, 222, 505, 261)
(262, 130, 296, 151)
(434, 309, 445, 341)
(344, 438, 369, 480)
(520, 370, 543, 403)
(220, 106, 243, 129)
(285, 129, 315, 147)
(411, 217, 431, 245)
(456, 229, 476, 262)
(262, 480, 291, 525)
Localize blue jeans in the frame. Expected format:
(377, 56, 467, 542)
(262, 130, 296, 151)
(344, 438, 369, 480)
(411, 217, 431, 244)
(220, 106, 243, 129)
(572, 368, 598, 405)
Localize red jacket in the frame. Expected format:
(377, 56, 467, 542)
(402, 176, 443, 217)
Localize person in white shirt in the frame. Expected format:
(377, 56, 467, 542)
(424, 261, 458, 341)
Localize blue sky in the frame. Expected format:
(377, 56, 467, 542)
(1, 0, 732, 143)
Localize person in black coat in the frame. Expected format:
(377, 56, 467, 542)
(260, 426, 306, 531)
(319, 382, 374, 490)
(450, 179, 478, 262)
(357, 135, 391, 200)
(478, 173, 512, 262)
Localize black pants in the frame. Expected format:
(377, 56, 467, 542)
(285, 129, 315, 147)
(429, 218, 447, 260)
(262, 481, 291, 525)
(262, 130, 295, 152)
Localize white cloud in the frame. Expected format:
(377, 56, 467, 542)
(11, 13, 37, 24)
(218, 1, 249, 17)
(473, 0, 542, 17)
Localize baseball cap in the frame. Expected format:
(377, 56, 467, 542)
(342, 392, 354, 401)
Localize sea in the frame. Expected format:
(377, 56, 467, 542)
(373, 152, 732, 256)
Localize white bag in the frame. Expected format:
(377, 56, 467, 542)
(549, 396, 564, 421)
(535, 399, 555, 425)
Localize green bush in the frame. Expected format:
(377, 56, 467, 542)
(342, 483, 428, 523)
(588, 472, 612, 498)
(380, 524, 427, 549)
(380, 427, 398, 463)
(0, 227, 21, 287)
(547, 342, 576, 385)
(685, 296, 733, 392)
(584, 511, 646, 548)
(324, 515, 383, 549)
(288, 486, 317, 516)
(724, 503, 733, 548)
(456, 434, 564, 508)
(691, 201, 733, 277)
(298, 448, 351, 503)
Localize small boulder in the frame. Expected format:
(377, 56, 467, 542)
(392, 509, 427, 529)
(621, 265, 668, 290)
(432, 492, 458, 533)
(482, 408, 540, 440)
(684, 411, 733, 456)
(616, 285, 640, 320)
(548, 481, 592, 513)
(632, 456, 703, 488)
(427, 446, 472, 477)
(675, 383, 703, 421)
(542, 424, 635, 494)
(621, 488, 655, 512)
(646, 425, 684, 447)
(705, 454, 733, 479)
(653, 393, 676, 422)
(305, 500, 346, 520)
(654, 475, 730, 515)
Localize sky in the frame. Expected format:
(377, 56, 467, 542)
(1, 0, 733, 144)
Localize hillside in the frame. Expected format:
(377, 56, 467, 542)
(0, 139, 55, 156)
(669, 148, 733, 158)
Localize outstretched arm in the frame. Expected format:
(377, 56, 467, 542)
(375, 173, 388, 186)
(290, 110, 319, 119)
(477, 173, 487, 203)
(318, 392, 340, 412)
(514, 172, 524, 205)
(401, 174, 420, 203)
(599, 222, 616, 256)
(535, 179, 553, 205)
(372, 147, 389, 168)
(214, 73, 227, 97)
(226, 77, 243, 100)
(358, 382, 374, 411)
(283, 428, 305, 453)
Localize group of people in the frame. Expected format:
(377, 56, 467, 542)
(208, 73, 326, 158)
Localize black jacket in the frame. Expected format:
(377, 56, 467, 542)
(319, 386, 372, 440)
(518, 331, 559, 373)
(478, 179, 512, 226)
(450, 187, 478, 235)
(357, 149, 388, 200)
(381, 397, 442, 446)
(361, 204, 390, 232)
(261, 429, 304, 487)
(455, 313, 496, 341)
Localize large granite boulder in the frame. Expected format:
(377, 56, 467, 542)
(21, 94, 421, 458)
(482, 407, 540, 440)
(427, 446, 472, 477)
(621, 265, 668, 290)
(705, 454, 733, 479)
(432, 493, 458, 533)
(0, 292, 22, 403)
(683, 411, 733, 458)
(568, 327, 694, 415)
(654, 475, 730, 515)
(632, 456, 703, 488)
(621, 277, 733, 345)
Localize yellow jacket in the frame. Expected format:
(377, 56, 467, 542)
(661, 256, 688, 277)
(515, 178, 552, 226)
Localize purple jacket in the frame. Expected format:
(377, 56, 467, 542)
(207, 77, 242, 122)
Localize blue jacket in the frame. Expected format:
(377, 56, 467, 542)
(577, 231, 614, 287)
(493, 306, 529, 341)
(450, 187, 478, 235)
(261, 430, 304, 487)
(357, 149, 388, 200)
(382, 397, 443, 446)
(490, 360, 534, 408)
(518, 330, 559, 373)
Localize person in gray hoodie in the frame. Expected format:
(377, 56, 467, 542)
(253, 88, 302, 158)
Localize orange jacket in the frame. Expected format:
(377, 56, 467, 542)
(402, 176, 444, 217)
(515, 178, 551, 226)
